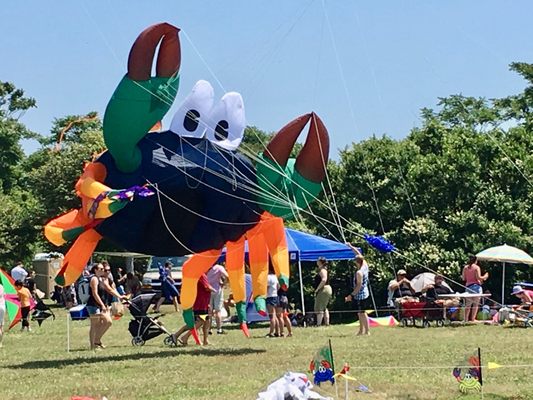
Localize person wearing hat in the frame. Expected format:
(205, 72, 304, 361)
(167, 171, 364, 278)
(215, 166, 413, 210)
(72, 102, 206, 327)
(313, 256, 332, 326)
(422, 275, 453, 300)
(387, 269, 415, 307)
(511, 285, 533, 311)
(422, 274, 459, 319)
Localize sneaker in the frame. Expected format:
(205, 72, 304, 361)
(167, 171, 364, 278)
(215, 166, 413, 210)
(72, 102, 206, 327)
(208, 329, 213, 335)
(216, 329, 224, 335)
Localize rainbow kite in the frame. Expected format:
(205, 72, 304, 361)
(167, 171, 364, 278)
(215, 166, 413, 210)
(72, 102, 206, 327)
(0, 269, 35, 330)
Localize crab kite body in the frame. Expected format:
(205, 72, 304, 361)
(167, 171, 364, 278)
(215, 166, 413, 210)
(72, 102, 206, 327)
(45, 23, 329, 333)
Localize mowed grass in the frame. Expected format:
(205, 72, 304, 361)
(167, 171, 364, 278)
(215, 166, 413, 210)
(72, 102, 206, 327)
(0, 304, 532, 400)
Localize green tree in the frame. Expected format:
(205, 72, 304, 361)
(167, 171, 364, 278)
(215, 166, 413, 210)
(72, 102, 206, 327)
(24, 115, 105, 250)
(0, 81, 37, 192)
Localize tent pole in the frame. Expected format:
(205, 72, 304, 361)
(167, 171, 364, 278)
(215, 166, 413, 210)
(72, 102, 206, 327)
(298, 259, 306, 326)
(67, 311, 70, 353)
(501, 262, 506, 305)
(368, 280, 378, 317)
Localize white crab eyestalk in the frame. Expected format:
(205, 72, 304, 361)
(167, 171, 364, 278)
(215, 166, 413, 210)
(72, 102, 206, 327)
(170, 80, 214, 138)
(205, 92, 245, 151)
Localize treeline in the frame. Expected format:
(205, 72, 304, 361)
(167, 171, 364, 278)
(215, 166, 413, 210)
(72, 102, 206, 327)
(0, 63, 532, 314)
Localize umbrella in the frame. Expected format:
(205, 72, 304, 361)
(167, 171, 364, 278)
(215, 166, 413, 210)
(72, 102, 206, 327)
(410, 272, 452, 293)
(0, 269, 35, 329)
(476, 244, 533, 303)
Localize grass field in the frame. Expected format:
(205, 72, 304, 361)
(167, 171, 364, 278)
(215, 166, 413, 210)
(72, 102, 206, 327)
(0, 304, 532, 400)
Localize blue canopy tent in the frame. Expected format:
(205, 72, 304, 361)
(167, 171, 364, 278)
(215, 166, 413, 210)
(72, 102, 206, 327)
(220, 228, 357, 319)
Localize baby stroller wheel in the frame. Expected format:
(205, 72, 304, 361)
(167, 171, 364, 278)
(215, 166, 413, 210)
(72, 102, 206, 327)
(400, 318, 409, 327)
(132, 336, 145, 346)
(422, 320, 431, 328)
(436, 319, 445, 328)
(164, 336, 176, 347)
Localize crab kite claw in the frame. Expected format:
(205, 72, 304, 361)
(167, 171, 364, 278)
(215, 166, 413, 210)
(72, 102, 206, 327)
(104, 22, 181, 174)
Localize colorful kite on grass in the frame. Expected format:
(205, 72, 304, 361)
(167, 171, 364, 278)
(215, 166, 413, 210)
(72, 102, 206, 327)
(452, 350, 482, 394)
(310, 340, 335, 386)
(44, 22, 330, 338)
(0, 269, 35, 330)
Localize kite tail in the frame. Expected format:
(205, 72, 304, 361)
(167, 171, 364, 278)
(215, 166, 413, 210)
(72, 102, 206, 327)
(180, 249, 221, 328)
(44, 210, 90, 246)
(226, 239, 248, 324)
(259, 212, 290, 290)
(247, 233, 268, 316)
(55, 229, 102, 286)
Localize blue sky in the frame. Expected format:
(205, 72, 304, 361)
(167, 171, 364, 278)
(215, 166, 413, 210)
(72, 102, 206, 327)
(2, 1, 533, 156)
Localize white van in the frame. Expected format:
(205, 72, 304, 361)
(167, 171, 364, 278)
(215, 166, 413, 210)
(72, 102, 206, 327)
(141, 255, 190, 294)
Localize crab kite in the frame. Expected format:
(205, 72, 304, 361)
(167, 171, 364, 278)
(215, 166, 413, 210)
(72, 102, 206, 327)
(44, 23, 329, 335)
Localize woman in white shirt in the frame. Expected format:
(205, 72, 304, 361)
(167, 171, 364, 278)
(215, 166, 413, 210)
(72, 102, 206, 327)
(266, 272, 280, 337)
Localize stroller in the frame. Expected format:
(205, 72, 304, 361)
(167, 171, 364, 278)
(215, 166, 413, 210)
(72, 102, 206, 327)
(31, 299, 56, 326)
(128, 293, 175, 346)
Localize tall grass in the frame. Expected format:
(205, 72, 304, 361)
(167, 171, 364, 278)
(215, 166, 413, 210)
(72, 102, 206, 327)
(0, 305, 531, 399)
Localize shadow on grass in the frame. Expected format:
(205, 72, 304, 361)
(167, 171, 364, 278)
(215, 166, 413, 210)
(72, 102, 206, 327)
(5, 347, 266, 370)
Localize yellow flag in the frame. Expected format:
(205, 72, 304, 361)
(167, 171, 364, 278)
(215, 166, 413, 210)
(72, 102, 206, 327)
(487, 362, 502, 369)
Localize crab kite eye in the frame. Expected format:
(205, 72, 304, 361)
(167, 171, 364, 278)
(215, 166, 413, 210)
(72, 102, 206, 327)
(170, 80, 214, 138)
(318, 366, 326, 373)
(205, 92, 245, 150)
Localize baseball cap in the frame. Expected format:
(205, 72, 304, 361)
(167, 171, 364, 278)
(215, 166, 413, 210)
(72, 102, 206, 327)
(396, 269, 407, 276)
(511, 285, 524, 295)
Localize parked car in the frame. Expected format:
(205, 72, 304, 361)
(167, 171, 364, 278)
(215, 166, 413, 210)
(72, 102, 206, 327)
(141, 255, 190, 294)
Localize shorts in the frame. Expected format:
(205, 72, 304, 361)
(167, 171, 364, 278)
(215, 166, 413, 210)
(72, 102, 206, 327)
(162, 280, 179, 301)
(266, 297, 279, 307)
(0, 306, 5, 327)
(86, 305, 101, 315)
(210, 289, 223, 312)
(352, 297, 370, 313)
(278, 295, 289, 310)
(314, 285, 332, 312)
(466, 284, 482, 294)
(194, 310, 210, 321)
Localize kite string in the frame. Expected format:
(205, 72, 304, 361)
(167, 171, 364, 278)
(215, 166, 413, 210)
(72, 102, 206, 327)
(82, 3, 510, 310)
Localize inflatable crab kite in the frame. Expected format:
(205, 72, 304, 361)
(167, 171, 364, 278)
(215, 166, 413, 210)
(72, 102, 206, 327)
(45, 23, 329, 334)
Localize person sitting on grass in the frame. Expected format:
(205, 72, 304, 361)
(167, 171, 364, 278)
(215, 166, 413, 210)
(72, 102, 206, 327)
(511, 285, 533, 318)
(223, 292, 236, 322)
(172, 273, 215, 346)
(15, 280, 32, 332)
